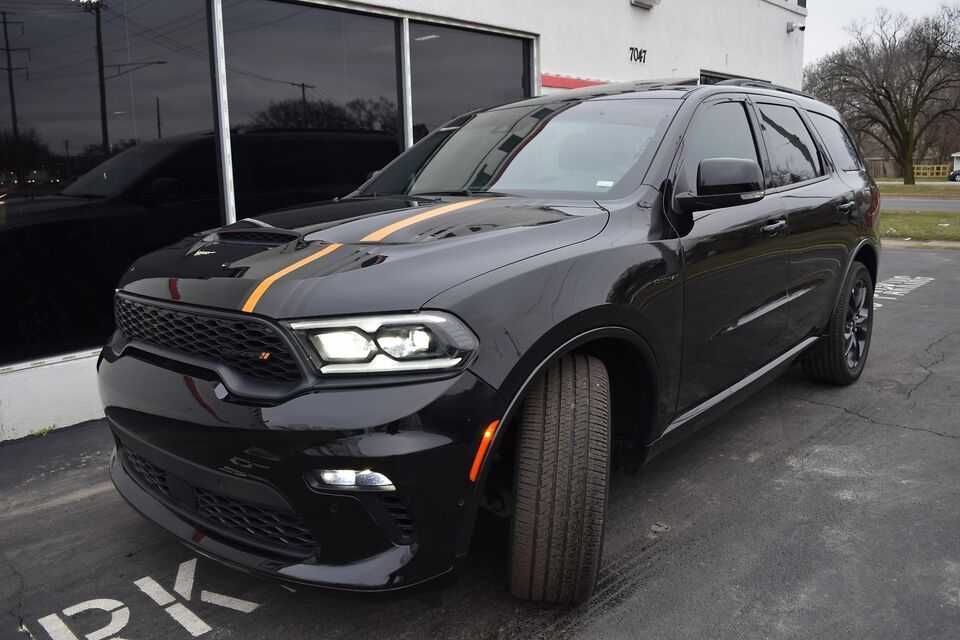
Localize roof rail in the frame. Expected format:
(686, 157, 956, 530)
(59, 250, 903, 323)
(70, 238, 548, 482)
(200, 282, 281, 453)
(713, 78, 813, 99)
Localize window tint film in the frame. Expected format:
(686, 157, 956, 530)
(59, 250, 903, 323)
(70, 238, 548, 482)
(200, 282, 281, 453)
(681, 101, 759, 193)
(0, 2, 215, 366)
(411, 22, 530, 142)
(757, 104, 822, 188)
(361, 99, 678, 199)
(224, 2, 402, 216)
(809, 112, 862, 172)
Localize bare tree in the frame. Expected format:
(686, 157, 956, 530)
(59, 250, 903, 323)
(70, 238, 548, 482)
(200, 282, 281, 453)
(804, 6, 960, 184)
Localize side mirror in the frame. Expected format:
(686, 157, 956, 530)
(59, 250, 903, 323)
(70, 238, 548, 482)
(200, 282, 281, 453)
(146, 176, 183, 206)
(675, 157, 765, 214)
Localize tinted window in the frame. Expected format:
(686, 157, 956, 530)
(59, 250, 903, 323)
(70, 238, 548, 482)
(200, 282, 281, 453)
(757, 104, 822, 188)
(809, 112, 862, 172)
(361, 99, 678, 199)
(411, 22, 530, 142)
(0, 2, 216, 366)
(681, 101, 759, 193)
(223, 2, 402, 216)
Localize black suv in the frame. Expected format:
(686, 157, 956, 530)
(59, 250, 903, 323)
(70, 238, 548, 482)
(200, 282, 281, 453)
(100, 81, 879, 605)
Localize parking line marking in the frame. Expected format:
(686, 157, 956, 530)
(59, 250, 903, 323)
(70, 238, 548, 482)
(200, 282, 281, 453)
(174, 558, 196, 601)
(200, 591, 260, 613)
(165, 603, 212, 637)
(133, 576, 176, 607)
(36, 615, 79, 640)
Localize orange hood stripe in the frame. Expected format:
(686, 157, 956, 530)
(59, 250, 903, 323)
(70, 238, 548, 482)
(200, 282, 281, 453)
(240, 198, 485, 312)
(241, 243, 343, 312)
(360, 198, 485, 243)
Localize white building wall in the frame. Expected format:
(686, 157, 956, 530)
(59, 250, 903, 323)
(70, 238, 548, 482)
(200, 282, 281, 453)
(367, 0, 807, 87)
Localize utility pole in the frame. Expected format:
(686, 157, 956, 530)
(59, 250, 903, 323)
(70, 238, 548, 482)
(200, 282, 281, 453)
(1, 11, 28, 186)
(291, 81, 315, 128)
(155, 95, 161, 139)
(76, 1, 110, 156)
(93, 2, 109, 155)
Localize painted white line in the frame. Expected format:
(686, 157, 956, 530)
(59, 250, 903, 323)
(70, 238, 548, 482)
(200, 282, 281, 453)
(175, 558, 196, 601)
(201, 590, 260, 613)
(36, 614, 79, 640)
(61, 600, 129, 640)
(134, 576, 176, 606)
(166, 603, 213, 637)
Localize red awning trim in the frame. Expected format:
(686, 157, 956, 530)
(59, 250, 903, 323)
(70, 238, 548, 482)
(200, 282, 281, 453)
(541, 73, 608, 89)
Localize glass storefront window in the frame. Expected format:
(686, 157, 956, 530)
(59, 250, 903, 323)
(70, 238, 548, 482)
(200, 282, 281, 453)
(410, 22, 530, 141)
(0, 1, 216, 366)
(223, 2, 402, 217)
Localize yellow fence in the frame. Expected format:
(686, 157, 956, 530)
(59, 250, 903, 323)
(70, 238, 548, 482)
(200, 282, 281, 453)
(914, 164, 950, 178)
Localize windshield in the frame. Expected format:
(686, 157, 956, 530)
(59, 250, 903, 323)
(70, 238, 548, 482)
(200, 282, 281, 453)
(62, 141, 180, 198)
(358, 98, 678, 199)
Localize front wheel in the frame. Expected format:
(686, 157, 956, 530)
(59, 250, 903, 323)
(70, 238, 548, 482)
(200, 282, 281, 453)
(802, 261, 874, 385)
(509, 353, 611, 605)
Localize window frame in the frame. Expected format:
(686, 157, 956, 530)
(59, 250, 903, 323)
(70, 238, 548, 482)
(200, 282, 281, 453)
(208, 0, 540, 224)
(670, 92, 766, 217)
(747, 96, 830, 194)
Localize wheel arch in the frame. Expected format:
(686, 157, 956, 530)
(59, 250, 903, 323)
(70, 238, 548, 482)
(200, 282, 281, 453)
(457, 324, 662, 557)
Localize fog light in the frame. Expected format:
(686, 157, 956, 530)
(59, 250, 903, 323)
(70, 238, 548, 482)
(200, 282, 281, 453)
(308, 469, 395, 491)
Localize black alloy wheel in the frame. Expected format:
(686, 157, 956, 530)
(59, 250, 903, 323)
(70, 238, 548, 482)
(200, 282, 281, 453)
(802, 261, 874, 385)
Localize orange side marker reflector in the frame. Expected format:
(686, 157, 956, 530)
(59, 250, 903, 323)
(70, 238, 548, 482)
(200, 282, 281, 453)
(241, 243, 343, 313)
(469, 420, 501, 482)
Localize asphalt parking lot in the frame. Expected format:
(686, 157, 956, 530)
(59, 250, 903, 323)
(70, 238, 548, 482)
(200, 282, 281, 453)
(3, 247, 958, 640)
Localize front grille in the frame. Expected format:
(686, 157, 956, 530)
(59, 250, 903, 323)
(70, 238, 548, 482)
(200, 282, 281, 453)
(125, 450, 170, 496)
(114, 295, 302, 383)
(121, 446, 317, 555)
(197, 488, 317, 549)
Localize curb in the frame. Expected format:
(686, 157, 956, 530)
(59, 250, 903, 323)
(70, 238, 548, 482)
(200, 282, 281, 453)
(882, 239, 960, 250)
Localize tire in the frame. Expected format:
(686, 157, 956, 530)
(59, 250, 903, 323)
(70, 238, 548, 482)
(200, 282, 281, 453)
(509, 353, 611, 605)
(802, 261, 874, 385)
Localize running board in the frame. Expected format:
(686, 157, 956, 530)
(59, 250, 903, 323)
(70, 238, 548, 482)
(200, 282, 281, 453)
(662, 336, 820, 437)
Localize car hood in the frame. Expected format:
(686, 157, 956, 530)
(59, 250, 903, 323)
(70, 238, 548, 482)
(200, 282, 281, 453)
(120, 195, 608, 318)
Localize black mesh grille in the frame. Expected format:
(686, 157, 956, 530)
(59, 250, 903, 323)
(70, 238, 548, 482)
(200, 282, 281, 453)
(122, 446, 317, 554)
(380, 494, 415, 543)
(196, 487, 317, 549)
(124, 450, 170, 496)
(217, 230, 298, 245)
(114, 296, 302, 383)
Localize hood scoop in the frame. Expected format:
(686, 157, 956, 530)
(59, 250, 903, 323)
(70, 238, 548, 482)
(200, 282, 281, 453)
(214, 228, 301, 246)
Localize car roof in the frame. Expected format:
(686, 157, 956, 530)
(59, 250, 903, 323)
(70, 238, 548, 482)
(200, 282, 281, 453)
(493, 79, 842, 121)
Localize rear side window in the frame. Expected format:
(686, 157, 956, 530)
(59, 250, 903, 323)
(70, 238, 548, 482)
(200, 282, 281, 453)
(680, 101, 760, 193)
(809, 112, 862, 172)
(756, 103, 822, 188)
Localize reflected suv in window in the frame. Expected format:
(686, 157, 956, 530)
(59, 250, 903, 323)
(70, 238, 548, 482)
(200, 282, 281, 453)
(100, 82, 879, 604)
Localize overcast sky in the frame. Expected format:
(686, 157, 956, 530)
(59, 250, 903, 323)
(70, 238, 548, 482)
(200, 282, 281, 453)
(803, 0, 949, 65)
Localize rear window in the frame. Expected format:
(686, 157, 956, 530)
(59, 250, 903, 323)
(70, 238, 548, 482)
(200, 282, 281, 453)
(809, 112, 862, 172)
(756, 103, 823, 188)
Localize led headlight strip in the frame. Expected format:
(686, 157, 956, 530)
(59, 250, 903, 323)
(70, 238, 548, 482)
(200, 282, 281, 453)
(289, 312, 478, 375)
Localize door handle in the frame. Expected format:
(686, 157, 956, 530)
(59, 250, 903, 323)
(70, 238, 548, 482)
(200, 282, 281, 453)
(761, 219, 787, 234)
(838, 201, 856, 213)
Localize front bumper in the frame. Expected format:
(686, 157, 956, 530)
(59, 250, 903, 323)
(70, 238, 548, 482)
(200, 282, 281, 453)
(100, 348, 501, 591)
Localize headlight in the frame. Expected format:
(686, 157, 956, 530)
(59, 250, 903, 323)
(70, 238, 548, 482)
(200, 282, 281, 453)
(289, 312, 478, 374)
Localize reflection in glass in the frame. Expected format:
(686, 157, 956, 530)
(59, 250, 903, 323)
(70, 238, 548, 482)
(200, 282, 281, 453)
(223, 1, 402, 216)
(361, 99, 677, 199)
(0, 1, 215, 365)
(757, 104, 822, 187)
(411, 22, 529, 141)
